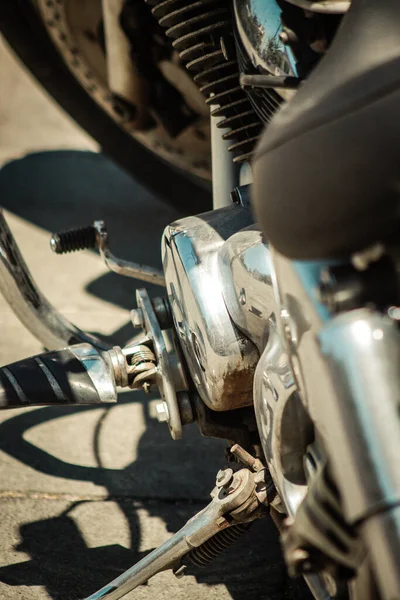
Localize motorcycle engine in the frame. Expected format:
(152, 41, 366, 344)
(162, 204, 259, 411)
(147, 0, 339, 162)
(147, 0, 276, 162)
(162, 196, 277, 413)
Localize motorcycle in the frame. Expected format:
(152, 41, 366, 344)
(1, 0, 400, 599)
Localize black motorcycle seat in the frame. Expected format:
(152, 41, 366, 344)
(252, 0, 400, 260)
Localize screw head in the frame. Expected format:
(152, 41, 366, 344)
(156, 401, 169, 423)
(216, 467, 234, 489)
(50, 235, 60, 253)
(131, 308, 144, 329)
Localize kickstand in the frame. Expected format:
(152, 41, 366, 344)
(84, 463, 269, 599)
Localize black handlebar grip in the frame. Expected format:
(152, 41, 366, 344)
(0, 344, 117, 409)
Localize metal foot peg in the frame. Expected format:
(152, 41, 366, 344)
(84, 463, 270, 600)
(0, 343, 118, 409)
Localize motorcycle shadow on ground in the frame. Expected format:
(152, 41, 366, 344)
(0, 399, 307, 600)
(0, 151, 311, 600)
(0, 150, 180, 346)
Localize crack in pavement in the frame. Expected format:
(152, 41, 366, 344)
(0, 490, 208, 504)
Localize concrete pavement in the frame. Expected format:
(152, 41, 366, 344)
(0, 38, 311, 599)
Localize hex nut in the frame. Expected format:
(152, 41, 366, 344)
(216, 467, 234, 489)
(156, 401, 169, 423)
(131, 308, 144, 329)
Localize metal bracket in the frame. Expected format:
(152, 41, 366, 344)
(135, 288, 183, 439)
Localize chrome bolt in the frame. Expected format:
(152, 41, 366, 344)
(156, 401, 169, 423)
(50, 237, 58, 253)
(289, 548, 313, 577)
(131, 308, 144, 329)
(216, 467, 234, 489)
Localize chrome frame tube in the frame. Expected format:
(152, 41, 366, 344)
(0, 210, 110, 351)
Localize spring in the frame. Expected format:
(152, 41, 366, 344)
(187, 524, 249, 568)
(50, 226, 97, 254)
(129, 345, 156, 367)
(146, 0, 264, 163)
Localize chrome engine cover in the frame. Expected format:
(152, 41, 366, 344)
(162, 205, 259, 412)
(218, 226, 274, 354)
(234, 0, 298, 102)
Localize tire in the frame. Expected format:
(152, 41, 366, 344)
(0, 0, 212, 213)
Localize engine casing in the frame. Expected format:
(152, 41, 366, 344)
(162, 205, 260, 411)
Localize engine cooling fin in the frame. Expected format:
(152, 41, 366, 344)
(282, 461, 365, 578)
(146, 0, 265, 163)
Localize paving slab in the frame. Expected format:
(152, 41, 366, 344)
(0, 37, 97, 165)
(0, 497, 305, 600)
